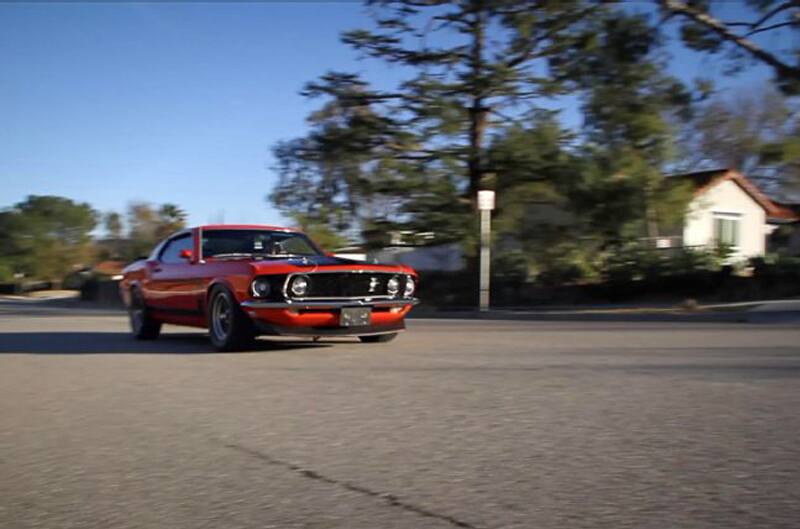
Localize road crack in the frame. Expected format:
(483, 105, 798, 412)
(223, 441, 482, 529)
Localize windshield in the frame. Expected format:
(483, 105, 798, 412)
(201, 229, 322, 259)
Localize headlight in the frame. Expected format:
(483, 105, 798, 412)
(289, 275, 309, 297)
(251, 278, 271, 298)
(404, 276, 415, 297)
(386, 275, 400, 296)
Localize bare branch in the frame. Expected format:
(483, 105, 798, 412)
(749, 1, 797, 31)
(658, 0, 800, 81)
(745, 20, 800, 37)
(489, 108, 528, 128)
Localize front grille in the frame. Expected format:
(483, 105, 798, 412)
(289, 272, 408, 299)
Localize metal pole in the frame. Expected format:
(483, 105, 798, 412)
(479, 208, 491, 312)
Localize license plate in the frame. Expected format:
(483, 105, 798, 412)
(340, 307, 371, 327)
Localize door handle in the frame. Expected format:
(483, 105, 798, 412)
(152, 265, 163, 273)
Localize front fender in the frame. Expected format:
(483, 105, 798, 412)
(205, 277, 242, 307)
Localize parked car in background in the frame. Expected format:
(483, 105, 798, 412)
(120, 225, 419, 351)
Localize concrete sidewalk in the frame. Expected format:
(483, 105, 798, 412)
(410, 299, 800, 323)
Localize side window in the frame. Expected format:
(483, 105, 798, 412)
(160, 235, 193, 264)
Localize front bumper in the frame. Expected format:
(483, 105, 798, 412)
(240, 297, 419, 337)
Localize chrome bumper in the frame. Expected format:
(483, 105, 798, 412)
(240, 297, 420, 310)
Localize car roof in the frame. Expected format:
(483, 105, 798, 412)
(197, 224, 300, 232)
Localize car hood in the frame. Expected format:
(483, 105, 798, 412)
(248, 254, 412, 275)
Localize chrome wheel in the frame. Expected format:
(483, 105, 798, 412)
(130, 305, 144, 333)
(207, 287, 254, 351)
(129, 290, 145, 332)
(211, 293, 232, 341)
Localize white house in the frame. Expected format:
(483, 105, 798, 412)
(676, 169, 798, 260)
(369, 242, 464, 271)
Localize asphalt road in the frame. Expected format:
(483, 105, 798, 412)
(1, 308, 799, 529)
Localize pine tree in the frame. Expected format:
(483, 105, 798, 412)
(271, 0, 605, 246)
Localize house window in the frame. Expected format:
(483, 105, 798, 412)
(713, 213, 741, 247)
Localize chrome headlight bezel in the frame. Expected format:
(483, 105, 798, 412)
(251, 278, 272, 298)
(403, 275, 415, 297)
(386, 275, 401, 296)
(289, 275, 310, 297)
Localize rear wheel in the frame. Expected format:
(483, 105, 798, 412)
(129, 288, 161, 340)
(208, 287, 255, 351)
(358, 333, 398, 343)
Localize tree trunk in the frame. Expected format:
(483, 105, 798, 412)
(645, 185, 660, 241)
(467, 1, 488, 204)
(469, 103, 488, 201)
(646, 203, 660, 240)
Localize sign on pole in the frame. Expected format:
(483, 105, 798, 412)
(478, 190, 495, 312)
(478, 190, 495, 211)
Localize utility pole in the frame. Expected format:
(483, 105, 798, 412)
(477, 190, 495, 312)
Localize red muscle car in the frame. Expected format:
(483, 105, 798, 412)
(120, 225, 418, 351)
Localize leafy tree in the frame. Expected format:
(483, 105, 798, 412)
(0, 196, 97, 281)
(553, 10, 694, 242)
(104, 211, 123, 240)
(126, 202, 187, 258)
(675, 84, 799, 190)
(289, 213, 349, 252)
(484, 8, 697, 279)
(486, 112, 590, 278)
(270, 3, 700, 240)
(658, 0, 800, 94)
(156, 203, 187, 240)
(97, 211, 126, 260)
(760, 126, 800, 194)
(127, 202, 160, 258)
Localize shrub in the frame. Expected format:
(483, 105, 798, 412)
(0, 261, 14, 283)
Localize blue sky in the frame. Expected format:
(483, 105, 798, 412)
(0, 2, 774, 231)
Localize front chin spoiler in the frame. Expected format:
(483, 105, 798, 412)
(253, 320, 406, 337)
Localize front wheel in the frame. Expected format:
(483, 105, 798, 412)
(208, 287, 255, 351)
(129, 288, 161, 340)
(358, 333, 398, 343)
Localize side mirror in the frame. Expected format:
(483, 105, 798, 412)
(179, 249, 193, 261)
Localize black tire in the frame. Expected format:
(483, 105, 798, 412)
(129, 288, 161, 340)
(358, 333, 398, 343)
(207, 286, 255, 351)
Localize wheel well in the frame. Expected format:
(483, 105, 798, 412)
(205, 282, 235, 309)
(207, 282, 225, 299)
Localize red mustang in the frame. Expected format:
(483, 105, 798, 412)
(120, 225, 418, 351)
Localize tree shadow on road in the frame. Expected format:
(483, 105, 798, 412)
(0, 332, 334, 355)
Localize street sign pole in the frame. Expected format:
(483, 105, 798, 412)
(477, 190, 495, 312)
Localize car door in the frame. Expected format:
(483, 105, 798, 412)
(148, 233, 198, 313)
